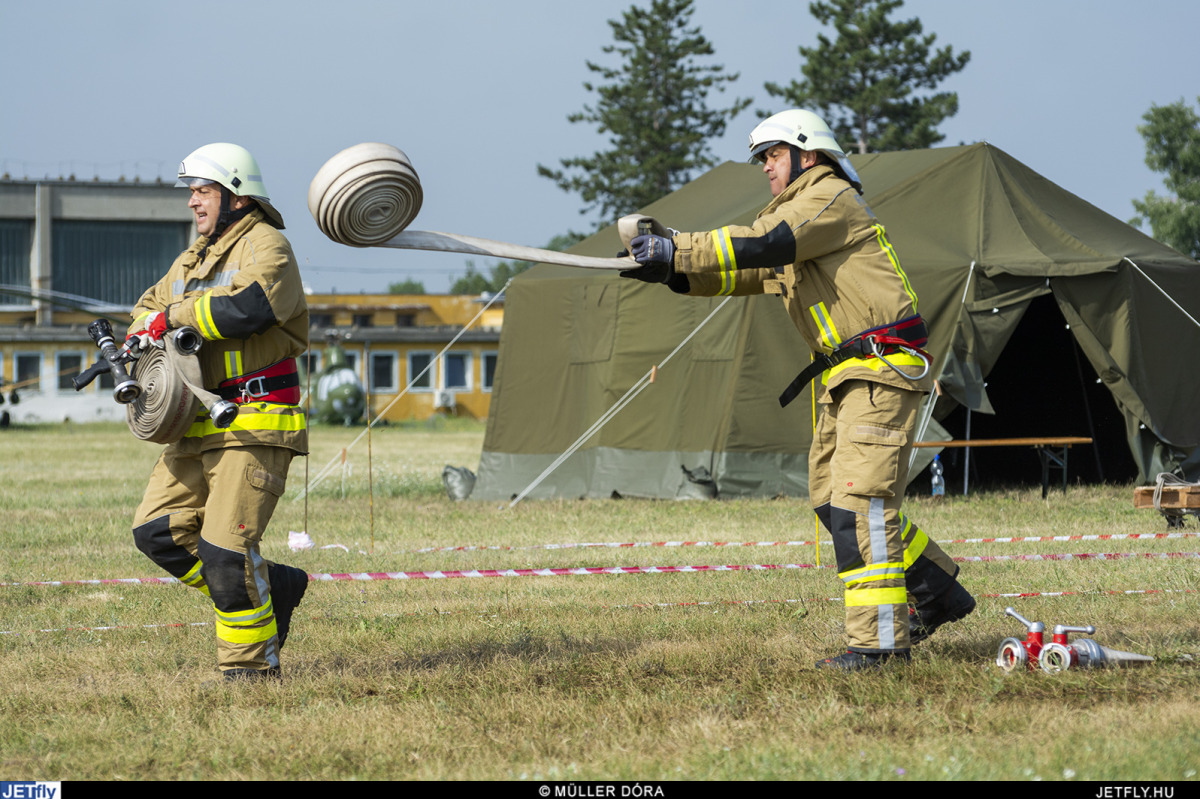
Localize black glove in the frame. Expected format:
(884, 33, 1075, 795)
(620, 234, 677, 284)
(620, 261, 673, 284)
(630, 233, 675, 266)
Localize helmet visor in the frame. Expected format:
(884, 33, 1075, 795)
(748, 140, 782, 163)
(176, 176, 217, 189)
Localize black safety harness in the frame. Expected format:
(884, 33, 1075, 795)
(778, 314, 932, 408)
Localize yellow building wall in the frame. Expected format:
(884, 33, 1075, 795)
(320, 339, 497, 423)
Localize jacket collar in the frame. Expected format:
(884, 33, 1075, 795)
(760, 164, 843, 216)
(184, 208, 265, 275)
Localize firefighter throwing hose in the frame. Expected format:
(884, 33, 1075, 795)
(619, 109, 975, 670)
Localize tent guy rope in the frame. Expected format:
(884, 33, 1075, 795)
(506, 296, 734, 508)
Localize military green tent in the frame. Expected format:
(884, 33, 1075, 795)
(471, 143, 1200, 501)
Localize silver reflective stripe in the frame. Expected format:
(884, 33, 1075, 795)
(841, 563, 905, 585)
(878, 604, 896, 650)
(869, 498, 898, 650)
(188, 153, 230, 178)
(790, 186, 855, 235)
(173, 270, 238, 295)
(869, 498, 888, 564)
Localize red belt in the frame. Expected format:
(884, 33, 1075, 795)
(217, 359, 301, 405)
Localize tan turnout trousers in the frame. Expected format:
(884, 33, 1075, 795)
(132, 445, 293, 672)
(808, 380, 958, 653)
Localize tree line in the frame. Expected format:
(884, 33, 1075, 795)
(391, 0, 1195, 295)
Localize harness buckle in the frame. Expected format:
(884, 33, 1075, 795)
(240, 375, 269, 402)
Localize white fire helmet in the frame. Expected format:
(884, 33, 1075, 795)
(177, 143, 285, 228)
(747, 109, 862, 192)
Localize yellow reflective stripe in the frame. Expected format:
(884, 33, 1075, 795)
(194, 293, 221, 340)
(840, 562, 906, 586)
(845, 585, 908, 607)
(185, 404, 307, 438)
(215, 598, 274, 626)
(132, 310, 154, 327)
(711, 228, 737, 295)
(874, 224, 918, 312)
(215, 616, 278, 645)
(224, 350, 243, 380)
(820, 351, 926, 385)
(902, 516, 930, 567)
(180, 561, 209, 595)
(808, 303, 842, 349)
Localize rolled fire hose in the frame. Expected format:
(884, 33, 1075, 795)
(126, 328, 237, 444)
(308, 142, 647, 270)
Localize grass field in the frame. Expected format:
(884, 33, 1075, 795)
(1, 421, 1197, 782)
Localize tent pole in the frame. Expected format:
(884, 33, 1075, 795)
(964, 408, 971, 495)
(811, 359, 820, 568)
(910, 262, 976, 472)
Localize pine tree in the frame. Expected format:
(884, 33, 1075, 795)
(1130, 97, 1200, 259)
(764, 0, 970, 153)
(538, 0, 750, 230)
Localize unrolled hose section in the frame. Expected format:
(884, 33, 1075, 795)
(307, 143, 423, 247)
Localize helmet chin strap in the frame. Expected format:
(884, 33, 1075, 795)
(199, 188, 255, 258)
(788, 145, 807, 186)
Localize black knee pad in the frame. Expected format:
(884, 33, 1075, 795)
(132, 515, 198, 579)
(197, 537, 253, 613)
(828, 505, 866, 573)
(813, 502, 832, 534)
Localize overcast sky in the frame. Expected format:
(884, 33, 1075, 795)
(3, 0, 1197, 294)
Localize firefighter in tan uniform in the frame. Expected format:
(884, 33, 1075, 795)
(624, 110, 975, 669)
(127, 143, 310, 681)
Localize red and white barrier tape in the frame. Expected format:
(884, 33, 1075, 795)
(408, 531, 1197, 554)
(4, 588, 1193, 637)
(5, 551, 1198, 589)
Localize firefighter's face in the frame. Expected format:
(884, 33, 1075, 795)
(188, 184, 249, 237)
(762, 145, 792, 197)
(188, 184, 224, 237)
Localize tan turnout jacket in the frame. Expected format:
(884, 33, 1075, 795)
(671, 164, 931, 399)
(130, 208, 309, 453)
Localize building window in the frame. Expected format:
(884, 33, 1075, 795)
(310, 313, 334, 328)
(303, 350, 322, 376)
(407, 351, 434, 392)
(369, 351, 398, 393)
(56, 352, 84, 392)
(482, 351, 498, 391)
(353, 314, 373, 328)
(0, 220, 32, 288)
(52, 220, 189, 306)
(442, 352, 471, 391)
(15, 352, 41, 393)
